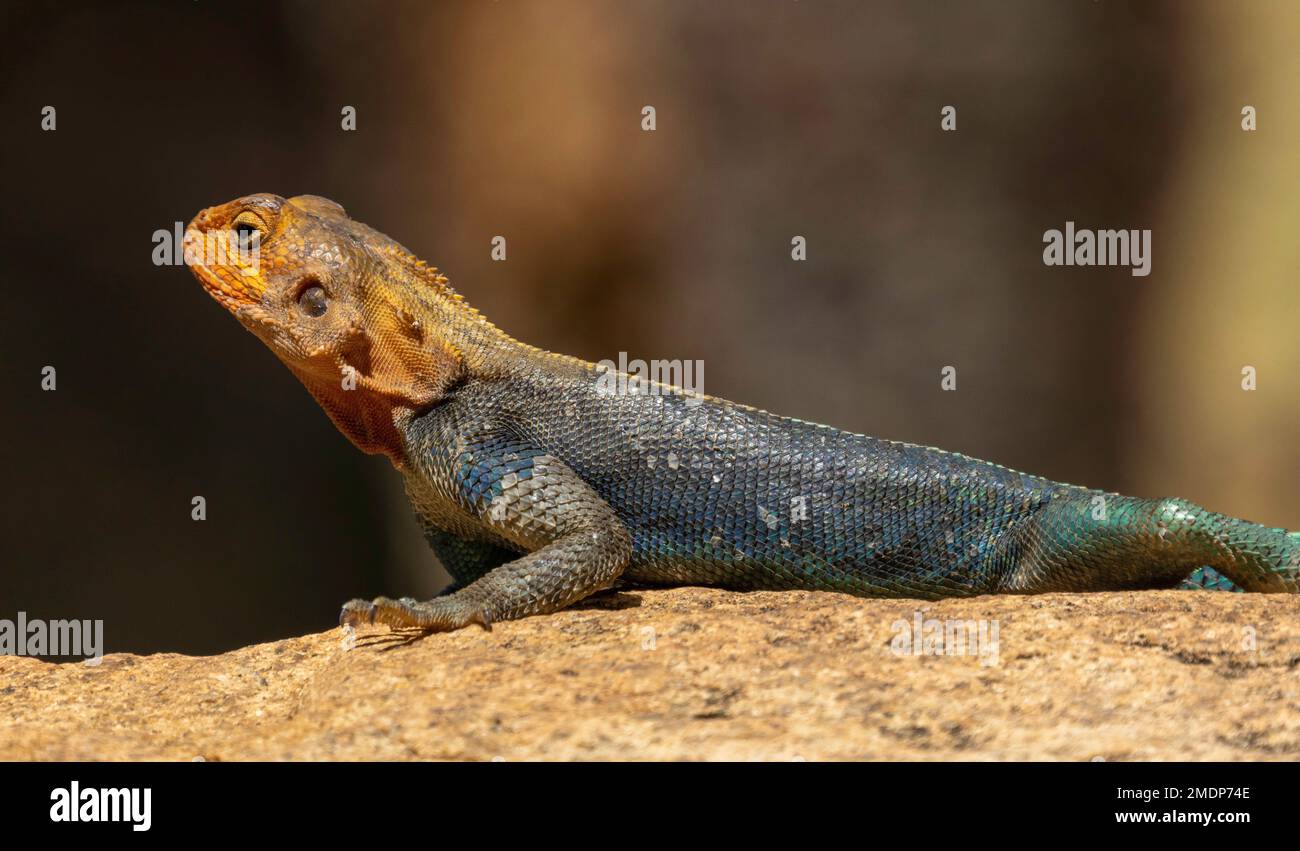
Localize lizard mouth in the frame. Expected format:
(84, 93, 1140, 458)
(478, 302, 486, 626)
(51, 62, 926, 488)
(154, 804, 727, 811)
(184, 224, 265, 310)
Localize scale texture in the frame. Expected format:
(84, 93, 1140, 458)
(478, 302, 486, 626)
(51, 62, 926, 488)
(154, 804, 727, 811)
(185, 194, 1300, 631)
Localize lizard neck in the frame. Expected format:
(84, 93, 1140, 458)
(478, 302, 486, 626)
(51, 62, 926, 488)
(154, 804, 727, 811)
(304, 257, 540, 468)
(389, 262, 592, 385)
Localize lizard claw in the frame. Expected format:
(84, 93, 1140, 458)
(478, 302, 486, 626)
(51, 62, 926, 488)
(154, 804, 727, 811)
(339, 595, 482, 632)
(339, 598, 377, 627)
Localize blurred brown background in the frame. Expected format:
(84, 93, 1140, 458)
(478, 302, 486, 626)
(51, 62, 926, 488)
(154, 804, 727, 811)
(1, 1, 1296, 654)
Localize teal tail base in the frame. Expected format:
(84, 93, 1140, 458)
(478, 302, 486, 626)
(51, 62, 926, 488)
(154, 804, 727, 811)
(1179, 566, 1242, 592)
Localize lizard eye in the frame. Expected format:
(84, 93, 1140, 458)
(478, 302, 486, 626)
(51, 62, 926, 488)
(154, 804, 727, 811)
(233, 222, 260, 247)
(297, 284, 329, 317)
(231, 212, 266, 252)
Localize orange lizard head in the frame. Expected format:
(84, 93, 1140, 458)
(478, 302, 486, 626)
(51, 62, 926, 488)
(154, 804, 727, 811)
(185, 193, 469, 465)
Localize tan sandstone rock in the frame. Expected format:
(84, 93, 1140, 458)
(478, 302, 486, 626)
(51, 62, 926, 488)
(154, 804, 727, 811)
(2, 588, 1297, 761)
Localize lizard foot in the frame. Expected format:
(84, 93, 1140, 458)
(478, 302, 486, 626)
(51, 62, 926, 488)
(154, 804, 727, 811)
(339, 598, 377, 627)
(338, 595, 491, 632)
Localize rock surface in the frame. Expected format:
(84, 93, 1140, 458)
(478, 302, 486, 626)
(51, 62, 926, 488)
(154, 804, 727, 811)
(2, 588, 1298, 760)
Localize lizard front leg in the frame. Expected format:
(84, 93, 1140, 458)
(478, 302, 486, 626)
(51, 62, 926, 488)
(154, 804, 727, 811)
(420, 526, 518, 594)
(341, 436, 632, 631)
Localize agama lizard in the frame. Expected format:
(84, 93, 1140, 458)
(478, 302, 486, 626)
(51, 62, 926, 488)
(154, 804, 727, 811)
(185, 193, 1300, 632)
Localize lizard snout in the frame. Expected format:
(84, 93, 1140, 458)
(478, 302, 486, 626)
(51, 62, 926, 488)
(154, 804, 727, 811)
(184, 204, 270, 308)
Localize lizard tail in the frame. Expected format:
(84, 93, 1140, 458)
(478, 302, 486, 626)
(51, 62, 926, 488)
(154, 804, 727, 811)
(1179, 566, 1241, 592)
